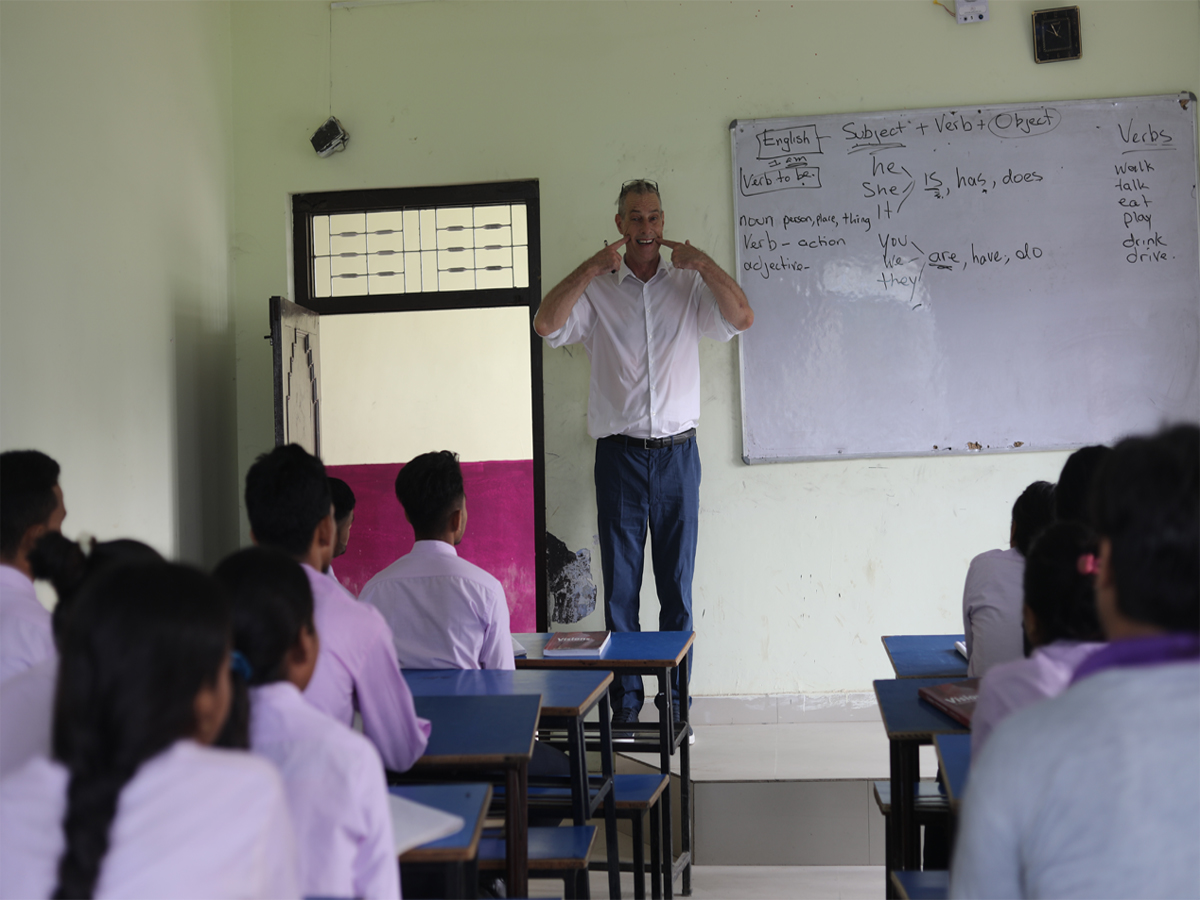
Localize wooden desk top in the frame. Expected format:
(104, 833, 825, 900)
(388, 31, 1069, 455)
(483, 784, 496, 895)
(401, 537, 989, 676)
(873, 677, 972, 740)
(391, 783, 492, 863)
(513, 631, 695, 669)
(934, 733, 972, 810)
(412, 694, 540, 767)
(403, 668, 612, 718)
(881, 634, 968, 679)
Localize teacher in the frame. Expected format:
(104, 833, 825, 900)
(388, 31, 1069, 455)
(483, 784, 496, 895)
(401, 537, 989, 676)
(534, 179, 754, 737)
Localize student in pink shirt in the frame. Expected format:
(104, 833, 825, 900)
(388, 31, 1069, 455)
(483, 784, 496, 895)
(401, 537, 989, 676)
(0, 562, 299, 899)
(971, 521, 1106, 758)
(244, 444, 430, 772)
(216, 546, 400, 900)
(0, 450, 66, 683)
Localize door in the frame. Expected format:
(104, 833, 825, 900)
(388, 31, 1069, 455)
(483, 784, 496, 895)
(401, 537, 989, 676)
(269, 295, 321, 455)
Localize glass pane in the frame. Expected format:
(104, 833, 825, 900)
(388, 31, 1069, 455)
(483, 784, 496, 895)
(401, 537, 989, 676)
(475, 246, 512, 269)
(438, 227, 474, 250)
(474, 225, 512, 248)
(329, 212, 365, 237)
(513, 244, 529, 288)
(368, 271, 404, 294)
(473, 205, 511, 228)
(367, 210, 404, 234)
(421, 250, 438, 291)
(403, 209, 422, 253)
(419, 209, 438, 251)
(436, 206, 473, 229)
(331, 272, 364, 296)
(438, 248, 475, 271)
(476, 267, 514, 289)
(368, 252, 403, 275)
(331, 254, 368, 277)
(330, 232, 367, 255)
(368, 230, 404, 254)
(439, 268, 475, 291)
(312, 215, 331, 257)
(511, 204, 527, 246)
(314, 256, 332, 298)
(404, 252, 423, 292)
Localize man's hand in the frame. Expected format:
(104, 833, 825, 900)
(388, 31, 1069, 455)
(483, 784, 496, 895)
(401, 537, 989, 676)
(591, 236, 629, 276)
(657, 238, 708, 271)
(534, 236, 630, 337)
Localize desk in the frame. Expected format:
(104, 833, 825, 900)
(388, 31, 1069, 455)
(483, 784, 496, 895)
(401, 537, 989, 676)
(873, 678, 969, 898)
(404, 668, 621, 898)
(392, 783, 492, 899)
(515, 631, 694, 898)
(881, 635, 968, 679)
(399, 694, 540, 898)
(934, 733, 971, 812)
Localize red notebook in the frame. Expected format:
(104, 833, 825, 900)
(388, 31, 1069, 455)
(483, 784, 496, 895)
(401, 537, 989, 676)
(918, 678, 981, 727)
(543, 631, 612, 658)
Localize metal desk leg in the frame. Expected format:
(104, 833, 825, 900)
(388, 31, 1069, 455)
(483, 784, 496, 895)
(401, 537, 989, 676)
(599, 694, 622, 900)
(887, 737, 920, 897)
(506, 762, 529, 898)
(678, 654, 691, 896)
(657, 668, 673, 900)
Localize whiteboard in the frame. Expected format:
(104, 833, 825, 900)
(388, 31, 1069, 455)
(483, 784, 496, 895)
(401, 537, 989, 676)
(732, 94, 1200, 463)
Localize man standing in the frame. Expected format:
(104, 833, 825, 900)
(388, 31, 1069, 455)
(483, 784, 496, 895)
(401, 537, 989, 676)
(534, 180, 753, 734)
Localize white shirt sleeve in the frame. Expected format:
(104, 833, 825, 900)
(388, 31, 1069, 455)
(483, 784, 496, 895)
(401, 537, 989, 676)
(694, 278, 742, 342)
(479, 583, 516, 671)
(352, 747, 400, 900)
(543, 291, 597, 348)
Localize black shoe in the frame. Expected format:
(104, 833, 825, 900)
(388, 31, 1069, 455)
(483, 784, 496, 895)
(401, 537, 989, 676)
(611, 708, 639, 741)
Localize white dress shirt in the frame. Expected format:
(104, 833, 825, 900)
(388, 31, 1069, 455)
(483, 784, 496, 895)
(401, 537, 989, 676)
(0, 657, 56, 779)
(250, 681, 398, 900)
(0, 740, 300, 899)
(961, 547, 1026, 678)
(361, 540, 515, 670)
(0, 564, 55, 684)
(301, 565, 431, 772)
(544, 256, 742, 439)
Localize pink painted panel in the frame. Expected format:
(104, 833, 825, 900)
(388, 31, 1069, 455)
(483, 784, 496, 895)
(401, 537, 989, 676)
(325, 460, 536, 633)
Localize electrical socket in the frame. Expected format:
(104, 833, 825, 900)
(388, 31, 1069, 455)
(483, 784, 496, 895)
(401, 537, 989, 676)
(955, 0, 989, 24)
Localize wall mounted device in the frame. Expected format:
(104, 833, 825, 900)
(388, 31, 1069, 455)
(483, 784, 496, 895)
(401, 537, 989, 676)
(953, 0, 989, 24)
(1033, 6, 1082, 63)
(310, 117, 350, 157)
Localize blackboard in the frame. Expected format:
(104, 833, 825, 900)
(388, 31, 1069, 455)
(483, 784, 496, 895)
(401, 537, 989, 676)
(731, 94, 1200, 463)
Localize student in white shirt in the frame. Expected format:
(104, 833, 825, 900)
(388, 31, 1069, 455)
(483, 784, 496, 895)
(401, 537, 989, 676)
(361, 450, 515, 671)
(330, 476, 357, 561)
(0, 534, 162, 778)
(0, 561, 299, 899)
(961, 480, 1056, 677)
(215, 546, 399, 900)
(0, 450, 66, 683)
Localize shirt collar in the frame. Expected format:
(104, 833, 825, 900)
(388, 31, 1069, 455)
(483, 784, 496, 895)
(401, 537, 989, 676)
(412, 540, 459, 558)
(1070, 632, 1200, 685)
(617, 253, 672, 284)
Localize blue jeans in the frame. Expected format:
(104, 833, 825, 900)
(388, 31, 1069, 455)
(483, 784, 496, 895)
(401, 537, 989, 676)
(595, 434, 699, 716)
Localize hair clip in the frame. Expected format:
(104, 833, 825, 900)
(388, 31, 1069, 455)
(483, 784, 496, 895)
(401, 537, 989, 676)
(230, 650, 254, 681)
(1077, 553, 1097, 575)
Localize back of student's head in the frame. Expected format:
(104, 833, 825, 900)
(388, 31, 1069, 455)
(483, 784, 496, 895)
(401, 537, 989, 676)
(52, 561, 231, 900)
(0, 449, 61, 558)
(395, 451, 464, 536)
(1023, 522, 1104, 646)
(244, 444, 332, 558)
(1011, 480, 1056, 557)
(28, 533, 164, 643)
(1055, 445, 1112, 525)
(1091, 424, 1199, 633)
(329, 477, 356, 524)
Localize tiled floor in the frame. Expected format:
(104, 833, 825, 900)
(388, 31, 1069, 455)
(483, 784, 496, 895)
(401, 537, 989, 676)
(527, 865, 885, 899)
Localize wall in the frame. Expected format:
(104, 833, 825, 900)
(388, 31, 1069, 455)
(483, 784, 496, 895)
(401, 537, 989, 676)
(0, 1, 239, 567)
(228, 0, 1199, 695)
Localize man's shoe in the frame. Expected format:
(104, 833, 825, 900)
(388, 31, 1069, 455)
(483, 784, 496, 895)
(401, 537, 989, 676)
(611, 708, 639, 742)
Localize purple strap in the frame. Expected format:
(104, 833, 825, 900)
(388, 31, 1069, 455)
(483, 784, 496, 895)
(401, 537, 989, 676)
(1070, 632, 1200, 686)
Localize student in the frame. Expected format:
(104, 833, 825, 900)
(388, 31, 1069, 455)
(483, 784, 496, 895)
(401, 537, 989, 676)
(361, 451, 515, 670)
(1054, 443, 1111, 525)
(0, 450, 66, 682)
(951, 424, 1200, 899)
(0, 562, 299, 899)
(0, 533, 162, 778)
(215, 547, 399, 900)
(962, 480, 1056, 677)
(330, 476, 357, 559)
(970, 521, 1105, 759)
(244, 443, 429, 772)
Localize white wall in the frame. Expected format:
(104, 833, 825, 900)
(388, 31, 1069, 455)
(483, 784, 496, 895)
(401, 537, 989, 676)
(223, 0, 1199, 696)
(0, 1, 239, 565)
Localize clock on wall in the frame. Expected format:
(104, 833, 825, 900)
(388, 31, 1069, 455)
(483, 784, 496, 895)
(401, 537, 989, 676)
(1033, 6, 1082, 63)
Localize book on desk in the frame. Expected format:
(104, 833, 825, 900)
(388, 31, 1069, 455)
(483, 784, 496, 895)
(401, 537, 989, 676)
(918, 678, 980, 727)
(542, 631, 611, 658)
